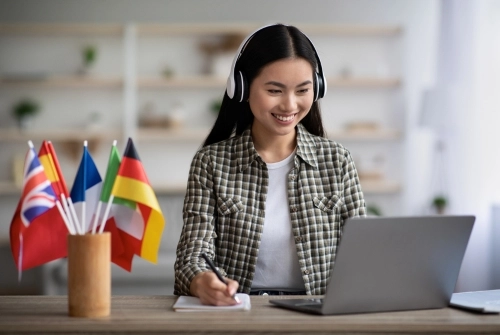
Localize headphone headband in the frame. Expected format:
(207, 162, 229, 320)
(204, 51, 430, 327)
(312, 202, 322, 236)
(226, 24, 274, 101)
(226, 24, 327, 102)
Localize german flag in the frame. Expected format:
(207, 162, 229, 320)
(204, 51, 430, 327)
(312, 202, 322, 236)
(110, 138, 165, 263)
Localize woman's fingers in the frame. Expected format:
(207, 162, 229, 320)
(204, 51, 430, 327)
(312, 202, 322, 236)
(190, 271, 240, 306)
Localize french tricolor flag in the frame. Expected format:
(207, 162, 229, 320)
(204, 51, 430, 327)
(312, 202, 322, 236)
(70, 141, 102, 234)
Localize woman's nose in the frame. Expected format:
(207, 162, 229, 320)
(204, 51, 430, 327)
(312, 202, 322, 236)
(280, 94, 298, 112)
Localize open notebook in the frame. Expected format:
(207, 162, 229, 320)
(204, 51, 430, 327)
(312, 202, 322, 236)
(173, 293, 251, 312)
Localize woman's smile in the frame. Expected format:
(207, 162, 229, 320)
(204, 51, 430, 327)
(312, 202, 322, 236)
(272, 113, 297, 122)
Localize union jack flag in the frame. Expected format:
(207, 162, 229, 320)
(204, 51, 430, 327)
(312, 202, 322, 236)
(10, 142, 68, 273)
(20, 147, 56, 227)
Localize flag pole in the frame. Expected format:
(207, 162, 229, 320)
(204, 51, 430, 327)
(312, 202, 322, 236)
(98, 195, 114, 234)
(68, 196, 83, 235)
(91, 201, 102, 234)
(82, 140, 88, 234)
(62, 194, 79, 234)
(91, 140, 114, 234)
(56, 200, 76, 235)
(20, 140, 35, 280)
(18, 233, 23, 282)
(96, 140, 119, 234)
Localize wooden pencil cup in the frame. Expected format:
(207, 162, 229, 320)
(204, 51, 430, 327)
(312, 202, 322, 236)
(68, 232, 111, 318)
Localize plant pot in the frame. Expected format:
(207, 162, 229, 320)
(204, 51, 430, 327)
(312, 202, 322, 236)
(17, 115, 34, 130)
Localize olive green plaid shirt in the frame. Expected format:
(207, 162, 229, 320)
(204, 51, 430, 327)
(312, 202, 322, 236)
(174, 123, 366, 295)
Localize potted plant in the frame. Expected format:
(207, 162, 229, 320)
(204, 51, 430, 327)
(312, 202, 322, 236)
(11, 99, 40, 129)
(80, 45, 98, 74)
(366, 205, 382, 217)
(432, 195, 448, 214)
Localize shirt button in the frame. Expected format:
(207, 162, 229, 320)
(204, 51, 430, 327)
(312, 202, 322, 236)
(221, 205, 227, 211)
(290, 175, 296, 180)
(295, 236, 302, 242)
(291, 207, 298, 212)
(303, 269, 310, 275)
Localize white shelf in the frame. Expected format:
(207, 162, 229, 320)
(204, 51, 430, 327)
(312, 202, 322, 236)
(328, 77, 401, 88)
(137, 23, 402, 36)
(137, 127, 210, 141)
(0, 128, 121, 142)
(0, 23, 124, 36)
(138, 23, 260, 36)
(0, 23, 401, 37)
(0, 76, 123, 89)
(329, 129, 401, 141)
(0, 181, 20, 195)
(360, 180, 401, 194)
(0, 237, 10, 247)
(138, 76, 226, 89)
(151, 184, 187, 196)
(299, 24, 402, 36)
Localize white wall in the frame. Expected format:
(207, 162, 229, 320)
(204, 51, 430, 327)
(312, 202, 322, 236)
(0, 0, 431, 24)
(0, 0, 440, 229)
(439, 0, 500, 291)
(1, 0, 453, 293)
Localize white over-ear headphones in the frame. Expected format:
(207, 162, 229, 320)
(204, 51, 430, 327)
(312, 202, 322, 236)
(226, 24, 327, 102)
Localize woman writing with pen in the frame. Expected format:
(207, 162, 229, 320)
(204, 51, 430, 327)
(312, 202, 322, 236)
(174, 24, 366, 306)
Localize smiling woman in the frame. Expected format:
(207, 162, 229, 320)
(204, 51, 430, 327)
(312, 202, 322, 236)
(249, 58, 314, 163)
(174, 24, 366, 306)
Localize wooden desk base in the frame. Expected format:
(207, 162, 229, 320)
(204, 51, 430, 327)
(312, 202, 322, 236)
(1, 295, 500, 334)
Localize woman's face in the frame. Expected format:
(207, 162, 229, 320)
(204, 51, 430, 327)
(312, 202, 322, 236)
(248, 57, 314, 140)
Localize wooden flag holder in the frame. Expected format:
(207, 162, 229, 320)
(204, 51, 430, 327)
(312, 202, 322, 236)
(67, 232, 111, 317)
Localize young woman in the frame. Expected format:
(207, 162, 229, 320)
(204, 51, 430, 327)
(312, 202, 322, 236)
(174, 24, 366, 305)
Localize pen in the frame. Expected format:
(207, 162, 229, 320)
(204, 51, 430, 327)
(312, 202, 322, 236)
(201, 252, 240, 303)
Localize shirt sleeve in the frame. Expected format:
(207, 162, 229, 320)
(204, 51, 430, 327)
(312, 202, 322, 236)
(174, 150, 222, 295)
(341, 150, 367, 220)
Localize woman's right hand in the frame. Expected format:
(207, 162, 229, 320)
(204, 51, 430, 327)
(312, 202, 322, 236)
(190, 271, 240, 306)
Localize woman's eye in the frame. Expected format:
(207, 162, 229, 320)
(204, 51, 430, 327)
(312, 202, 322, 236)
(268, 89, 281, 94)
(298, 88, 309, 94)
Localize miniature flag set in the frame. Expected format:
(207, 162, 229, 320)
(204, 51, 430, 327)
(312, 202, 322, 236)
(9, 138, 165, 276)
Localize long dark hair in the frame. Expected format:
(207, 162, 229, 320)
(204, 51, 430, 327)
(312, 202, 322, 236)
(203, 24, 325, 147)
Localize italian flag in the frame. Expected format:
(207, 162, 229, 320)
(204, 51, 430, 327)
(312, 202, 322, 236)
(97, 139, 165, 271)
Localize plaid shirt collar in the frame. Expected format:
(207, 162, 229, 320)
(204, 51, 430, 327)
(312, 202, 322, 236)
(235, 123, 319, 172)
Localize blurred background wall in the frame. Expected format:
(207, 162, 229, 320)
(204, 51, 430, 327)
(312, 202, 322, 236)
(0, 0, 498, 295)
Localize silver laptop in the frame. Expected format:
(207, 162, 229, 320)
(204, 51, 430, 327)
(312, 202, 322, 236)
(270, 215, 475, 315)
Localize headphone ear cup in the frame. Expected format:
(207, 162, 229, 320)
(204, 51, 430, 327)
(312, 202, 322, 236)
(240, 72, 249, 102)
(313, 72, 320, 102)
(234, 71, 249, 102)
(314, 72, 325, 101)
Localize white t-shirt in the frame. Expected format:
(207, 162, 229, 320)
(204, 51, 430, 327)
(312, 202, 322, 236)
(251, 151, 305, 291)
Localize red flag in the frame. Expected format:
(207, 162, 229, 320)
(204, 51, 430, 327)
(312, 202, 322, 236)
(38, 141, 69, 200)
(10, 144, 68, 271)
(103, 218, 134, 271)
